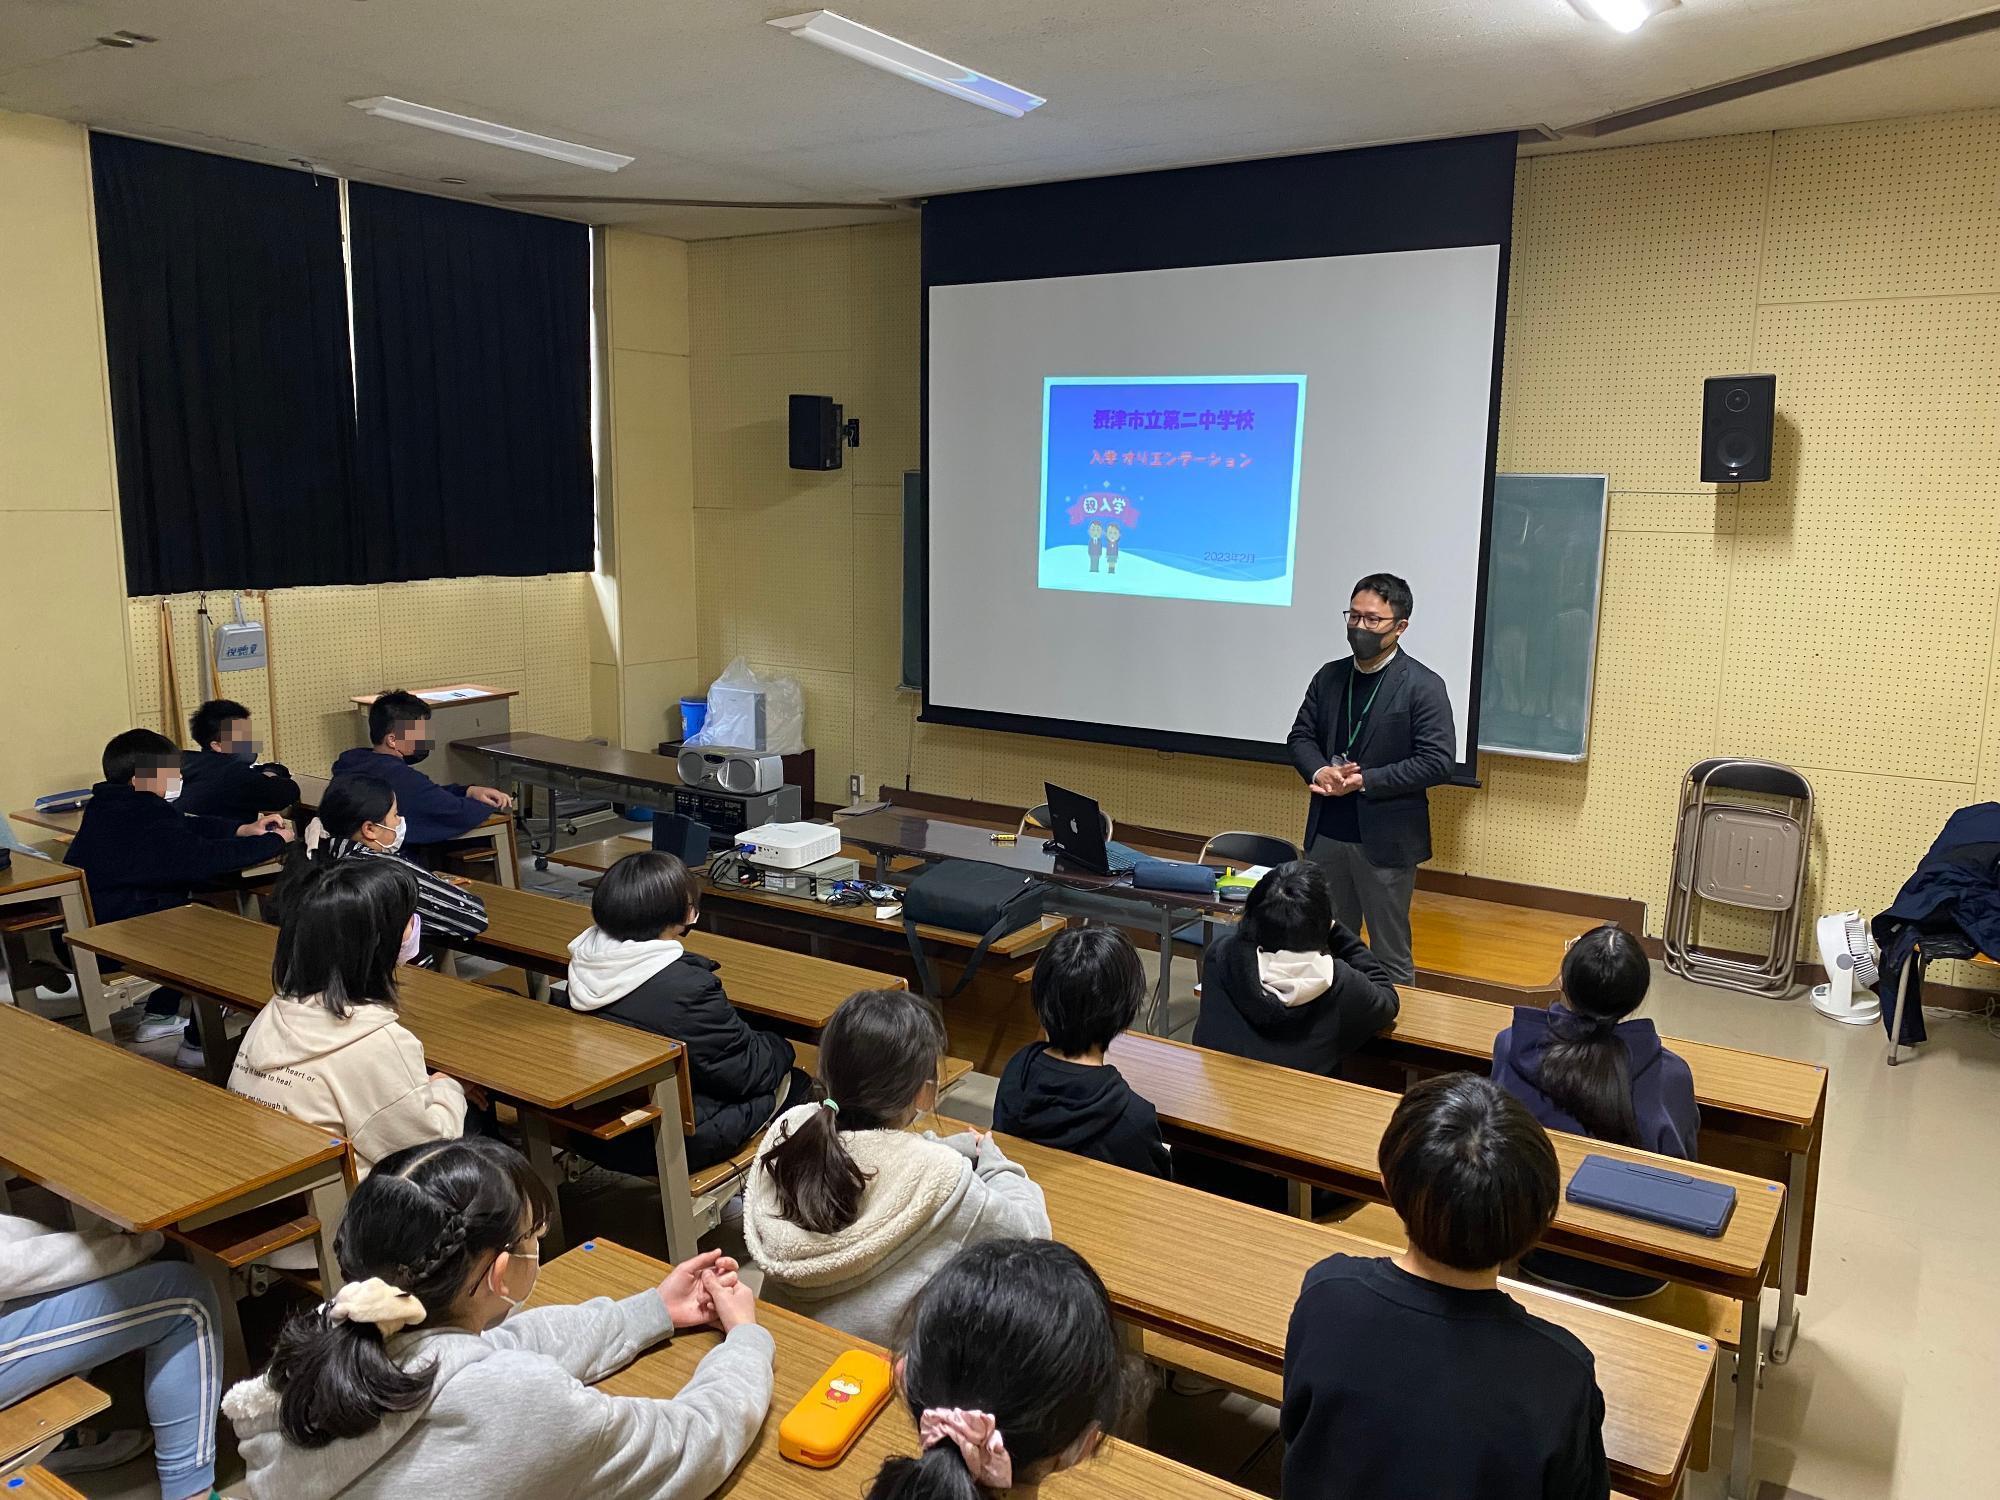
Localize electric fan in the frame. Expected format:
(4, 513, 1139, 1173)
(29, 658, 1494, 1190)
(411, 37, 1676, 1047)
(1810, 910, 1881, 1025)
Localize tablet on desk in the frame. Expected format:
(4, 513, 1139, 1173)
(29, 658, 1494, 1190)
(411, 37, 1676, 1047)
(1566, 1154, 1737, 1237)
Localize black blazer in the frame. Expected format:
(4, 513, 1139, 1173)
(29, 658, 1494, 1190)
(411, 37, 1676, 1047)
(1287, 651, 1456, 868)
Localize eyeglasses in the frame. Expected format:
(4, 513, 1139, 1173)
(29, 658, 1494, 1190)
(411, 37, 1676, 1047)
(1344, 610, 1398, 629)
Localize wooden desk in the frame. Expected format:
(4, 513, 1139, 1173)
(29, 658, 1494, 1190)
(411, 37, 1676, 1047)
(0, 1378, 107, 1473)
(455, 733, 683, 873)
(946, 1123, 1714, 1500)
(1407, 889, 1598, 993)
(527, 1237, 1264, 1500)
(1370, 984, 1826, 1360)
(0, 850, 109, 1039)
(1101, 1035, 1774, 1497)
(0, 1005, 350, 1373)
(64, 906, 695, 1261)
(460, 883, 903, 1032)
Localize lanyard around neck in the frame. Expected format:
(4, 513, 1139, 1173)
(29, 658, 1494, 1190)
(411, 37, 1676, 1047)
(1343, 667, 1386, 759)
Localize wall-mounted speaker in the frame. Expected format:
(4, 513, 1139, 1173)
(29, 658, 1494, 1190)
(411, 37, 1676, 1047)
(1700, 374, 1776, 484)
(789, 394, 861, 471)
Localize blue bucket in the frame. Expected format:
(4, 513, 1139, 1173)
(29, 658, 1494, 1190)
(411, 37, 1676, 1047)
(679, 696, 708, 741)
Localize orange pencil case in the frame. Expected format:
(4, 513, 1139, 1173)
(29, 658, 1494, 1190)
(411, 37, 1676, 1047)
(778, 1349, 896, 1467)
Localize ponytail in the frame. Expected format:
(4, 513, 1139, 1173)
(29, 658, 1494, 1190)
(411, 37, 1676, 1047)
(1543, 925, 1651, 1146)
(762, 989, 944, 1236)
(867, 1445, 982, 1500)
(264, 1138, 548, 1447)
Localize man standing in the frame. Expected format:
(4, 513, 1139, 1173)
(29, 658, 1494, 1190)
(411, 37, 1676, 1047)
(1288, 573, 1457, 984)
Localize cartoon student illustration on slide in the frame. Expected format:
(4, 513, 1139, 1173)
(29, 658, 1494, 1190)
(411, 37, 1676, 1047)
(1105, 522, 1122, 575)
(1088, 520, 1104, 573)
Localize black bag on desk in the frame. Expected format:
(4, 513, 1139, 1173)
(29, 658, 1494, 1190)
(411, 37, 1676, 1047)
(902, 860, 1045, 1000)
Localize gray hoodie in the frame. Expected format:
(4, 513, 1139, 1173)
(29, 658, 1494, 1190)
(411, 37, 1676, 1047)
(222, 1290, 773, 1500)
(742, 1106, 1051, 1347)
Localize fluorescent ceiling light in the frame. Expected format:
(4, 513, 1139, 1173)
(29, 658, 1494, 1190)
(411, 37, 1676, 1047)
(348, 96, 633, 172)
(1571, 0, 1679, 33)
(768, 11, 1045, 118)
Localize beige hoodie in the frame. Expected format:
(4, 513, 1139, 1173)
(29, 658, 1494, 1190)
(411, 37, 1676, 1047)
(229, 994, 466, 1176)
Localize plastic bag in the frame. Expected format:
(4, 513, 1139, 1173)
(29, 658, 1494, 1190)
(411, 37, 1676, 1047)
(686, 656, 806, 755)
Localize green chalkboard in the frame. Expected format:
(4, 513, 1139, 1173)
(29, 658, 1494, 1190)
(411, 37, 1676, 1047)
(1478, 474, 1608, 761)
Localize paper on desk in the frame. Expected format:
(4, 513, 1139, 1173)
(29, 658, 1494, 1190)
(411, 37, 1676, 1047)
(875, 904, 903, 921)
(1230, 864, 1273, 881)
(423, 688, 485, 702)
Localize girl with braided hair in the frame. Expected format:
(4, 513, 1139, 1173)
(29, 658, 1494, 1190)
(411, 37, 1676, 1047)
(223, 1138, 772, 1498)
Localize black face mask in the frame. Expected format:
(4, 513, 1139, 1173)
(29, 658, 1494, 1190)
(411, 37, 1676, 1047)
(402, 743, 432, 766)
(1347, 625, 1395, 661)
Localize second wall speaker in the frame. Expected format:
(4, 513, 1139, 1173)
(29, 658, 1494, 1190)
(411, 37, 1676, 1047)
(789, 393, 861, 470)
(1700, 374, 1776, 484)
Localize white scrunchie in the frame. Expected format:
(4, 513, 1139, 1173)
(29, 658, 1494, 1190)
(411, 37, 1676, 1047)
(326, 1278, 427, 1336)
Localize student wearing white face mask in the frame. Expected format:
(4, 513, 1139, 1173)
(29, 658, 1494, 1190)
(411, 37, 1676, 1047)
(224, 1137, 771, 1500)
(230, 860, 468, 1208)
(65, 728, 293, 1064)
(275, 773, 489, 945)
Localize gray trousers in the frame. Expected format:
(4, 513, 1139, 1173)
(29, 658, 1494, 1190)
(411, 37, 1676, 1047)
(1307, 835, 1417, 984)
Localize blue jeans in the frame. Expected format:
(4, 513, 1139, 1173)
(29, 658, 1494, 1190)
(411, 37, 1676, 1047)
(0, 1258, 221, 1498)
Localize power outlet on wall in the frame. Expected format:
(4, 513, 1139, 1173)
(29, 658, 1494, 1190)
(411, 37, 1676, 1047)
(848, 773, 863, 803)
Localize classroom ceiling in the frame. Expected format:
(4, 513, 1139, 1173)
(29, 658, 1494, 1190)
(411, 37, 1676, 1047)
(2, 1, 1997, 238)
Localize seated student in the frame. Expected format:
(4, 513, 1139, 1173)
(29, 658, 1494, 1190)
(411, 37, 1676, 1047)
(1282, 1074, 1610, 1500)
(565, 849, 800, 1173)
(179, 697, 299, 824)
(66, 727, 292, 1056)
(278, 773, 488, 943)
(868, 1239, 1132, 1500)
(992, 927, 1170, 1179)
(331, 689, 515, 847)
(230, 858, 466, 1188)
(225, 1137, 771, 1500)
(1196, 859, 1401, 1077)
(743, 988, 1050, 1346)
(1493, 924, 1700, 1300)
(0, 1213, 223, 1500)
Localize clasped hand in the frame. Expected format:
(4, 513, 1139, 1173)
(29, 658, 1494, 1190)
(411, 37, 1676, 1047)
(1310, 763, 1363, 797)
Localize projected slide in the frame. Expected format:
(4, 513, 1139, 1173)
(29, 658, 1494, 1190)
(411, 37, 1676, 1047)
(1037, 375, 1307, 607)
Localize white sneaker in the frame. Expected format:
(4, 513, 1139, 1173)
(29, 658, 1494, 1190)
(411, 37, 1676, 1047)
(45, 1427, 154, 1475)
(134, 1014, 186, 1043)
(174, 1038, 207, 1071)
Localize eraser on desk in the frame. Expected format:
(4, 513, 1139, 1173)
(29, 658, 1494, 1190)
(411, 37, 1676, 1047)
(779, 1349, 895, 1467)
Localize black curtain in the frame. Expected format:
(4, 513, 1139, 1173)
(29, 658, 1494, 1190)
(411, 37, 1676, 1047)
(347, 183, 594, 580)
(91, 134, 361, 595)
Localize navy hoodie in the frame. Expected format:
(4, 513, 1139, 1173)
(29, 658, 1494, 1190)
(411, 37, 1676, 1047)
(64, 781, 287, 924)
(1193, 923, 1400, 1078)
(993, 1042, 1171, 1180)
(179, 749, 299, 824)
(330, 746, 490, 845)
(1490, 1006, 1700, 1160)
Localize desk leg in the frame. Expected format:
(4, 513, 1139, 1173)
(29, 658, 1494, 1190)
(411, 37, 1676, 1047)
(308, 1178, 349, 1296)
(58, 890, 113, 1040)
(497, 818, 522, 888)
(191, 996, 232, 1086)
(519, 1113, 568, 1255)
(1728, 1291, 1761, 1500)
(1146, 907, 1175, 1035)
(1770, 1153, 1807, 1364)
(651, 1081, 700, 1263)
(195, 1255, 251, 1384)
(1287, 1180, 1313, 1220)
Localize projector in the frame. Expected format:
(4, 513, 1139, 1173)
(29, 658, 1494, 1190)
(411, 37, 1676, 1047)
(737, 821, 843, 870)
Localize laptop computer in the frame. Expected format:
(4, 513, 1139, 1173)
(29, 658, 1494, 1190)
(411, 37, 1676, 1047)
(1042, 783, 1140, 875)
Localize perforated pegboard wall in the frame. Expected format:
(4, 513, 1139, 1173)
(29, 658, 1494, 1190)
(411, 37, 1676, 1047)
(126, 576, 591, 775)
(683, 110, 2000, 974)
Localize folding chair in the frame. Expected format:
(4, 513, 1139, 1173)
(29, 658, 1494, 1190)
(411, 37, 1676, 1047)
(1663, 759, 1813, 996)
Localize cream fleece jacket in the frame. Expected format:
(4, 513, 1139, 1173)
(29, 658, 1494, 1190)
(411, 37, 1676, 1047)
(228, 994, 466, 1175)
(741, 1106, 1050, 1346)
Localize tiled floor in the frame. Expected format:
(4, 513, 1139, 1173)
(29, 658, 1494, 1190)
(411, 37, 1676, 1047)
(34, 913, 2000, 1500)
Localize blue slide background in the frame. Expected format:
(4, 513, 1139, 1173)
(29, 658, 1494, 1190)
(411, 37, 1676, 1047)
(1038, 375, 1307, 607)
